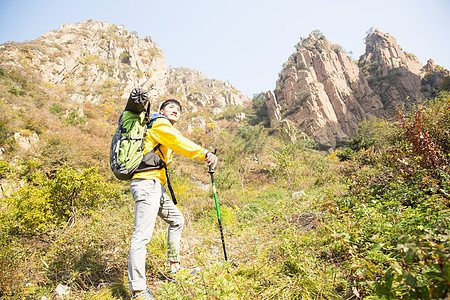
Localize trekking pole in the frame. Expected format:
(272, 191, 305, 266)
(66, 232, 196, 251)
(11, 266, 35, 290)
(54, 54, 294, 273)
(209, 165, 228, 261)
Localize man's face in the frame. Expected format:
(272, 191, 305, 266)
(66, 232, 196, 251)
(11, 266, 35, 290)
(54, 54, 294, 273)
(160, 102, 181, 124)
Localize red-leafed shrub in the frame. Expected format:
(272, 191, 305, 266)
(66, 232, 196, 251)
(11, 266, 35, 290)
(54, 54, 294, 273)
(330, 92, 449, 299)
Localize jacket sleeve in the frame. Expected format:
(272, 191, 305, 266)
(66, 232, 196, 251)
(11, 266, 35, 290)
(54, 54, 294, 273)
(149, 118, 209, 161)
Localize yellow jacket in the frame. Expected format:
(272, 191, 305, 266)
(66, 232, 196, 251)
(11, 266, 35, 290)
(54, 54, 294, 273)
(132, 115, 209, 185)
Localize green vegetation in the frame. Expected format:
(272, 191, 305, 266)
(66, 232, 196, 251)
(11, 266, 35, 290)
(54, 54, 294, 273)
(247, 92, 270, 127)
(120, 52, 131, 64)
(3, 166, 120, 236)
(0, 60, 449, 300)
(65, 110, 86, 126)
(359, 60, 383, 77)
(329, 93, 450, 299)
(441, 76, 450, 91)
(311, 29, 326, 40)
(296, 89, 310, 103)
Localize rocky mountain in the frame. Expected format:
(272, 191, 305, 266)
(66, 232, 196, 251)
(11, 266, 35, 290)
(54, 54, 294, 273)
(166, 67, 249, 114)
(358, 29, 447, 111)
(266, 29, 449, 148)
(0, 20, 250, 171)
(0, 20, 167, 102)
(1, 21, 447, 152)
(0, 20, 249, 113)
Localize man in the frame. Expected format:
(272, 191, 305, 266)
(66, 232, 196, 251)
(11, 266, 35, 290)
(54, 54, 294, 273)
(128, 98, 218, 299)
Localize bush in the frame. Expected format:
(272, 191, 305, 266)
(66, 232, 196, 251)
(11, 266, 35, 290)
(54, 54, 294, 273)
(0, 161, 13, 179)
(65, 110, 85, 126)
(0, 119, 15, 151)
(327, 92, 450, 298)
(49, 103, 63, 116)
(119, 52, 130, 64)
(214, 105, 246, 122)
(7, 86, 21, 96)
(441, 76, 450, 91)
(6, 167, 121, 236)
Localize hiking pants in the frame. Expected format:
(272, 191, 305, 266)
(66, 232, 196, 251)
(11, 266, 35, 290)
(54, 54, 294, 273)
(128, 179, 184, 291)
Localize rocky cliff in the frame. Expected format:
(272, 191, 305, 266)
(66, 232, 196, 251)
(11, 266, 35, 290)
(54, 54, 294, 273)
(0, 20, 250, 115)
(268, 31, 384, 148)
(358, 29, 442, 112)
(267, 29, 449, 148)
(0, 20, 167, 102)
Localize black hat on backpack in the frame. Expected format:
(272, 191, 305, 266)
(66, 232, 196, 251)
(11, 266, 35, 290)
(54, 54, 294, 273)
(125, 88, 149, 113)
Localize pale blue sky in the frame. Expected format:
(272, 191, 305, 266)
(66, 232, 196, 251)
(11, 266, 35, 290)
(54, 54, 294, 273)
(1, 0, 449, 97)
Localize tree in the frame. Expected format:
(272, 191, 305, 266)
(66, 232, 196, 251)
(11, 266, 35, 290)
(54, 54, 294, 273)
(441, 76, 450, 91)
(248, 92, 270, 127)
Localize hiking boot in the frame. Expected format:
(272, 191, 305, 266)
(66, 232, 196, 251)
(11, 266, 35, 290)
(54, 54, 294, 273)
(131, 288, 154, 300)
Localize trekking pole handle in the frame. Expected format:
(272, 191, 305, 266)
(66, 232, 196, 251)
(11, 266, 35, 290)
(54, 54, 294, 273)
(208, 149, 217, 174)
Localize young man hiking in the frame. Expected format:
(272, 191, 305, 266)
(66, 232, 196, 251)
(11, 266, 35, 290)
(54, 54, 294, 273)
(128, 98, 218, 299)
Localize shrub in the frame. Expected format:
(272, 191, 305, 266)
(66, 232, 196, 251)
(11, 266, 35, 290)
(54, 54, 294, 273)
(119, 52, 130, 64)
(44, 205, 132, 292)
(328, 92, 450, 298)
(49, 103, 62, 116)
(0, 161, 13, 179)
(65, 110, 85, 126)
(296, 89, 310, 103)
(147, 47, 159, 58)
(214, 105, 246, 122)
(7, 86, 20, 96)
(6, 167, 120, 236)
(237, 125, 267, 159)
(441, 76, 450, 91)
(0, 119, 16, 153)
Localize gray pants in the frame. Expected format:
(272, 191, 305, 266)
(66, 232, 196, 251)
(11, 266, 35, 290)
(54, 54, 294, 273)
(128, 179, 184, 291)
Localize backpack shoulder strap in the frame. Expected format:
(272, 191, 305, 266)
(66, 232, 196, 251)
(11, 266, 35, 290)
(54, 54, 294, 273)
(148, 113, 169, 129)
(153, 143, 162, 154)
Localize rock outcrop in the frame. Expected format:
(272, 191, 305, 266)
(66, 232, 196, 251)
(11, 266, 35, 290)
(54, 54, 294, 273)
(421, 59, 450, 98)
(358, 29, 424, 112)
(264, 90, 282, 128)
(269, 32, 384, 148)
(267, 29, 449, 148)
(0, 20, 251, 115)
(0, 20, 167, 102)
(165, 67, 250, 114)
(357, 29, 448, 113)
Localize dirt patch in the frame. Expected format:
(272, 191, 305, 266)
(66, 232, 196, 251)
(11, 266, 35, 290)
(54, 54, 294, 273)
(288, 212, 321, 231)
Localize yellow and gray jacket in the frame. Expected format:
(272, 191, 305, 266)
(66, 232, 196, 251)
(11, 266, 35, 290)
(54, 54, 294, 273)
(132, 114, 209, 185)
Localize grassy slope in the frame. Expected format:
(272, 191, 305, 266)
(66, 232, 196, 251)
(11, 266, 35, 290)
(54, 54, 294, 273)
(1, 65, 448, 299)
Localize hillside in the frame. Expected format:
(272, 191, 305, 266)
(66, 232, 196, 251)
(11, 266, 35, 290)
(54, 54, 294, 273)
(0, 20, 250, 178)
(0, 20, 449, 299)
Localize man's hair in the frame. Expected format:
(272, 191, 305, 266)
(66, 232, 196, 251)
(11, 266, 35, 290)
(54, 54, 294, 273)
(160, 99, 182, 111)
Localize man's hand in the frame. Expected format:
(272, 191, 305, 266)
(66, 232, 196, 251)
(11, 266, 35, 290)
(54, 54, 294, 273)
(205, 152, 218, 170)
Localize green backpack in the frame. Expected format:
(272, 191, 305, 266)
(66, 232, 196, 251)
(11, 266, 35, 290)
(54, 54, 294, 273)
(109, 110, 148, 180)
(110, 87, 154, 180)
(109, 88, 178, 204)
